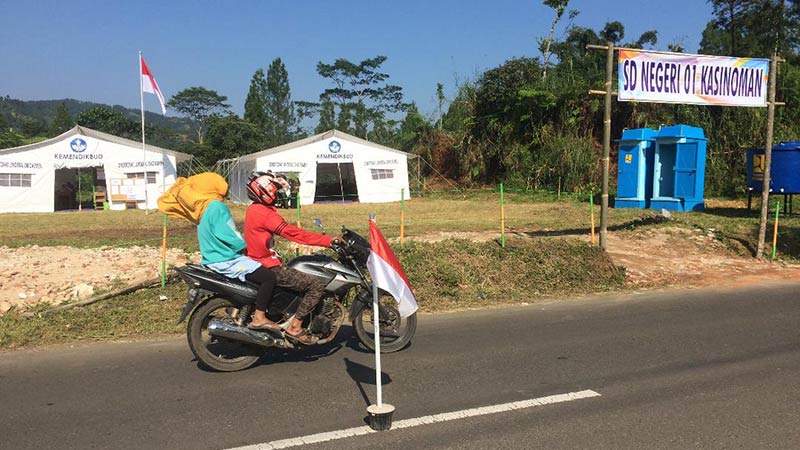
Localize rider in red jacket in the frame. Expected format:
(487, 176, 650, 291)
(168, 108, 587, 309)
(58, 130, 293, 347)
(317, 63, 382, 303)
(243, 171, 340, 345)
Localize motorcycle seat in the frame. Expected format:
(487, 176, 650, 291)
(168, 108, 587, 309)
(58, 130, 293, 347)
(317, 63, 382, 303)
(183, 264, 261, 290)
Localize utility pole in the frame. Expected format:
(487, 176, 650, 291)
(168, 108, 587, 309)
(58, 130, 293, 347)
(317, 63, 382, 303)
(587, 42, 615, 250)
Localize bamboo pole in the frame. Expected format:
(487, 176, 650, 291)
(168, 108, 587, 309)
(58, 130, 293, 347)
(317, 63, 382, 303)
(400, 188, 405, 244)
(600, 41, 613, 251)
(295, 192, 301, 227)
(756, 53, 779, 258)
(590, 192, 596, 245)
(500, 183, 506, 248)
(161, 215, 167, 287)
(772, 200, 780, 260)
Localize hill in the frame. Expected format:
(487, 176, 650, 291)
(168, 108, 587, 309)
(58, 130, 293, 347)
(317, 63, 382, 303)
(0, 95, 194, 134)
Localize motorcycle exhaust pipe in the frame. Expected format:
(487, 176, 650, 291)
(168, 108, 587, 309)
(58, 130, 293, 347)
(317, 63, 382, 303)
(207, 319, 279, 348)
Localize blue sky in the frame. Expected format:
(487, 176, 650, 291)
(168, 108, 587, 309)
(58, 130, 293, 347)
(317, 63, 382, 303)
(0, 0, 713, 123)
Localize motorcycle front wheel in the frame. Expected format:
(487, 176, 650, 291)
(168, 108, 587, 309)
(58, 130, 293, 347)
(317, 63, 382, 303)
(187, 297, 260, 372)
(353, 293, 416, 353)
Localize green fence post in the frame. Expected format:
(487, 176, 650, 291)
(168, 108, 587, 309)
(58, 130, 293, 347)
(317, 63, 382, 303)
(500, 183, 506, 248)
(772, 200, 780, 260)
(295, 192, 301, 227)
(400, 188, 405, 244)
(590, 192, 596, 245)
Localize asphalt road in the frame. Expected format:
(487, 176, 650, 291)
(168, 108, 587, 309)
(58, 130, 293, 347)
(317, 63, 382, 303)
(1, 282, 799, 450)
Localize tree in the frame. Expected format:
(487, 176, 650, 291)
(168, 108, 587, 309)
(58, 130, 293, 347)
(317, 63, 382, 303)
(539, 0, 572, 78)
(49, 102, 74, 136)
(264, 58, 297, 146)
(75, 107, 140, 139)
(314, 55, 406, 139)
(436, 83, 446, 130)
(167, 87, 231, 143)
(244, 69, 268, 134)
(0, 128, 24, 149)
(202, 114, 264, 165)
(395, 102, 429, 151)
(315, 97, 336, 134)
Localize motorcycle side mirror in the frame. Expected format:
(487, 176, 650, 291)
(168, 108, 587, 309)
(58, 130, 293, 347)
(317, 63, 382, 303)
(313, 218, 324, 232)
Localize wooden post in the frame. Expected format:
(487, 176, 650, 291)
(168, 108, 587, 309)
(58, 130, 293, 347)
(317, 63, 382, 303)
(600, 41, 613, 251)
(756, 53, 779, 259)
(586, 42, 614, 251)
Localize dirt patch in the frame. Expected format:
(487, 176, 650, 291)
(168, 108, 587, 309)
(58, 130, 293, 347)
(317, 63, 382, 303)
(0, 246, 199, 314)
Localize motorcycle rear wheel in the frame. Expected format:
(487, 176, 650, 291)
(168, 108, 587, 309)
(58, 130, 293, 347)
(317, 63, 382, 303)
(187, 297, 261, 372)
(353, 293, 416, 353)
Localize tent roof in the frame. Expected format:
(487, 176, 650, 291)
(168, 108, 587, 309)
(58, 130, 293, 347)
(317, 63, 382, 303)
(0, 125, 193, 162)
(236, 129, 417, 163)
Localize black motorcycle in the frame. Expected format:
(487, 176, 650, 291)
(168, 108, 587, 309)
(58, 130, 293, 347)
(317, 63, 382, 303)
(174, 226, 417, 372)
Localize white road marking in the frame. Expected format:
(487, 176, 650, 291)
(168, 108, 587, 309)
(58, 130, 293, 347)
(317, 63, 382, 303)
(224, 389, 601, 450)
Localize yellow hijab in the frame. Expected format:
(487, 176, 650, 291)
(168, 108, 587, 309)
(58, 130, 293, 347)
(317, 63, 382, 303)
(157, 172, 228, 224)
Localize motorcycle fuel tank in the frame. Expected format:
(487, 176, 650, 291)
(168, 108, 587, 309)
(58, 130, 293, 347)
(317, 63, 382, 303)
(288, 254, 362, 293)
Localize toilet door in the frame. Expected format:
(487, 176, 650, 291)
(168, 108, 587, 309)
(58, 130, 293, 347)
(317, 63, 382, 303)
(674, 143, 698, 198)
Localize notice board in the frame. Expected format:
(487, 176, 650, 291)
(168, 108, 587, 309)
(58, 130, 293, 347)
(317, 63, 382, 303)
(109, 178, 146, 201)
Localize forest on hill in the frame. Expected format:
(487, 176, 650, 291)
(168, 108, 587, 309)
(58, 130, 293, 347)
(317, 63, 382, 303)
(1, 0, 798, 197)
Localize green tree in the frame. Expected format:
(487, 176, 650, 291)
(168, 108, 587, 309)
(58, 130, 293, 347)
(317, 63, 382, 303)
(395, 102, 429, 151)
(0, 128, 24, 149)
(167, 87, 231, 143)
(49, 102, 74, 136)
(314, 55, 406, 140)
(315, 97, 336, 134)
(436, 83, 446, 130)
(264, 58, 297, 146)
(75, 107, 141, 139)
(202, 114, 264, 165)
(539, 0, 572, 78)
(244, 69, 268, 134)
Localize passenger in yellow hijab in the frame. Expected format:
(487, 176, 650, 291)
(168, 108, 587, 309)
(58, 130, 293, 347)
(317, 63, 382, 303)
(158, 172, 229, 224)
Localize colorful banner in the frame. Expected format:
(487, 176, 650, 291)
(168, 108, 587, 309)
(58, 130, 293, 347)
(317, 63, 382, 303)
(618, 49, 769, 107)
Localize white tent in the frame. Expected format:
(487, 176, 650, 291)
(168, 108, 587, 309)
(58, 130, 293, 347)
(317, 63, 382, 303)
(227, 129, 415, 205)
(0, 125, 192, 213)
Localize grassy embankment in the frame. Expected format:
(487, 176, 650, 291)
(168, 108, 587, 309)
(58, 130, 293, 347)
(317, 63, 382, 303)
(1, 192, 796, 349)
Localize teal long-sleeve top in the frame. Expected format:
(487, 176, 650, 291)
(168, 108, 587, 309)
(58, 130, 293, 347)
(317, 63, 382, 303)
(197, 200, 246, 265)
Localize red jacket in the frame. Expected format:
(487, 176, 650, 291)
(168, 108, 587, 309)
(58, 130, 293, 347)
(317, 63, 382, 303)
(244, 203, 332, 268)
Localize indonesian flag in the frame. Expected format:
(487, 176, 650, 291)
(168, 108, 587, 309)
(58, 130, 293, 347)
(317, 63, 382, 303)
(367, 219, 418, 318)
(140, 54, 166, 114)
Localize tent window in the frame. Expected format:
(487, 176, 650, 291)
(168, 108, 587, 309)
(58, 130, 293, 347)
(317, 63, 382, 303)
(0, 173, 32, 187)
(370, 169, 394, 180)
(126, 172, 158, 184)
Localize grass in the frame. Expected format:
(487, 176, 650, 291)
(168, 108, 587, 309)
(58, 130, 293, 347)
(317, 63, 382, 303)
(0, 237, 625, 350)
(1, 192, 798, 350)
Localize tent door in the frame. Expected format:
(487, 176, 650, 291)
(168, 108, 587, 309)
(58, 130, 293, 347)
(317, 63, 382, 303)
(314, 162, 358, 203)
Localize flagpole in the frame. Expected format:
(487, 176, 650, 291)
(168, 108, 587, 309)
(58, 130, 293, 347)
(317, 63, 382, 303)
(139, 51, 149, 213)
(370, 214, 383, 407)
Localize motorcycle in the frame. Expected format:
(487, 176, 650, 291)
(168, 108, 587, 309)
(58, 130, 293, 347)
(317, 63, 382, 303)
(174, 225, 417, 372)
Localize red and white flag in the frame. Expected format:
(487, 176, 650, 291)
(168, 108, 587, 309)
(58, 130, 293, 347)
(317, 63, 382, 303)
(367, 219, 418, 318)
(140, 54, 166, 114)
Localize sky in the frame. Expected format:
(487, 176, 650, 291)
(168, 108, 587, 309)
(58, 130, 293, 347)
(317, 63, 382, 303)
(0, 0, 714, 124)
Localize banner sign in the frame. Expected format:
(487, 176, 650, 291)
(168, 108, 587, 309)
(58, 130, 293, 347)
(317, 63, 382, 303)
(618, 49, 769, 107)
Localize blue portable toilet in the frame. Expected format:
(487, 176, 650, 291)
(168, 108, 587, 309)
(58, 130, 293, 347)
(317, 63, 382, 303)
(650, 125, 707, 211)
(616, 128, 657, 208)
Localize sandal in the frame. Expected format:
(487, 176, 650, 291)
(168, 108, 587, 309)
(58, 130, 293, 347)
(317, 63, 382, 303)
(248, 319, 281, 331)
(285, 329, 319, 345)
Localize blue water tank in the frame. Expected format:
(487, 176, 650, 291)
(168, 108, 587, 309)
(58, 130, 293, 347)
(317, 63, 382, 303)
(616, 128, 657, 208)
(746, 142, 800, 194)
